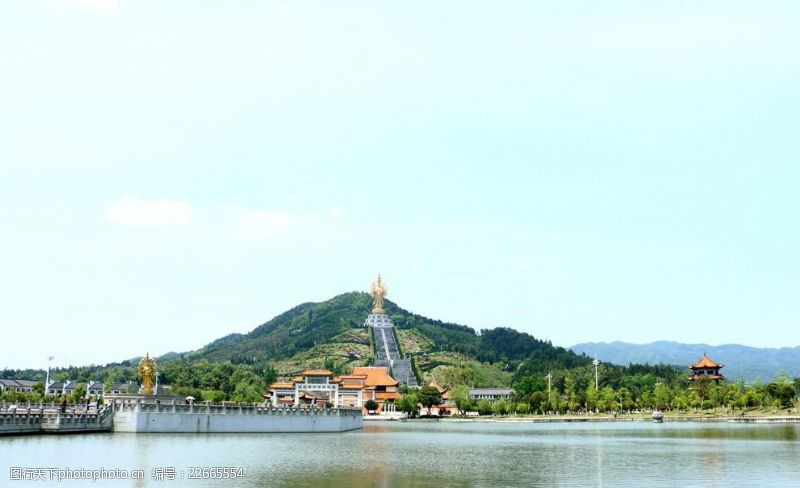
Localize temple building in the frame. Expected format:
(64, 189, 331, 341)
(425, 381, 456, 416)
(266, 366, 400, 414)
(689, 353, 725, 383)
(351, 366, 401, 410)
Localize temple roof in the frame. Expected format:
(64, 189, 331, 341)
(336, 375, 368, 388)
(690, 354, 723, 369)
(352, 366, 400, 387)
(301, 369, 333, 376)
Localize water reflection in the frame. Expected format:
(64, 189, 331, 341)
(1, 422, 798, 487)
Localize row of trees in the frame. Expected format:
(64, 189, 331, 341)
(0, 382, 95, 405)
(391, 368, 800, 416)
(1, 359, 278, 404)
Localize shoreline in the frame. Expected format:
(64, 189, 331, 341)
(404, 413, 800, 424)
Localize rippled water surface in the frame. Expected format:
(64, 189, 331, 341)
(3, 421, 799, 487)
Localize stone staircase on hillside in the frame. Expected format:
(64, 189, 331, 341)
(366, 314, 418, 387)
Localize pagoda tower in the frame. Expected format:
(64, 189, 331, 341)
(689, 353, 725, 383)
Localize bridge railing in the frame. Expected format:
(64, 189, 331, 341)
(0, 404, 112, 429)
(111, 399, 362, 417)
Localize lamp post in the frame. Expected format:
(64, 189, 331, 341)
(155, 371, 159, 395)
(592, 358, 600, 390)
(45, 356, 54, 393)
(546, 372, 553, 405)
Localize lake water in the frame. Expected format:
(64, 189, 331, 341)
(2, 420, 799, 487)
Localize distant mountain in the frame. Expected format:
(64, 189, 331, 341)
(570, 341, 800, 383)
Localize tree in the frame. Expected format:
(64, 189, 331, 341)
(492, 398, 508, 416)
(529, 391, 547, 414)
(653, 384, 672, 410)
(692, 376, 713, 406)
(71, 384, 87, 404)
(200, 389, 226, 402)
(477, 399, 493, 416)
(513, 375, 547, 400)
(231, 380, 263, 403)
(397, 393, 418, 416)
(417, 386, 442, 415)
(766, 382, 795, 408)
(617, 387, 634, 411)
(364, 399, 379, 414)
(585, 384, 598, 412)
(449, 385, 472, 415)
(598, 386, 616, 412)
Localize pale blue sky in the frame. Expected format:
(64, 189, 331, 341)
(2, 1, 799, 369)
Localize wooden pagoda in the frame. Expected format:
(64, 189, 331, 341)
(689, 353, 725, 383)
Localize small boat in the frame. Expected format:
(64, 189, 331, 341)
(652, 410, 664, 423)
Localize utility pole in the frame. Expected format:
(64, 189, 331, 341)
(546, 372, 553, 405)
(592, 358, 600, 390)
(45, 356, 54, 393)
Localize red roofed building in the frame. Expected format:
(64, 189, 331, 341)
(689, 353, 725, 383)
(351, 366, 401, 413)
(265, 366, 401, 414)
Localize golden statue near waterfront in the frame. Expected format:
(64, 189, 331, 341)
(371, 273, 388, 314)
(138, 353, 157, 395)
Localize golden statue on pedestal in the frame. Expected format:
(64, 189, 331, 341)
(138, 353, 157, 395)
(371, 273, 388, 314)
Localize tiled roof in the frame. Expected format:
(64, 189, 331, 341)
(352, 367, 399, 387)
(469, 388, 513, 396)
(301, 369, 333, 376)
(335, 375, 367, 381)
(374, 392, 401, 401)
(336, 375, 367, 388)
(690, 354, 723, 369)
(110, 382, 139, 392)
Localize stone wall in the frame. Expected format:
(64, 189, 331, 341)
(112, 403, 363, 433)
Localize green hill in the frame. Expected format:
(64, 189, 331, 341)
(183, 291, 593, 386)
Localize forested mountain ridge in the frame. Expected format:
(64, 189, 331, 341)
(571, 341, 800, 383)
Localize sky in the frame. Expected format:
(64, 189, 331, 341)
(2, 1, 799, 370)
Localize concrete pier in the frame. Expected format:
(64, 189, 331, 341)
(111, 399, 363, 433)
(1, 400, 363, 435)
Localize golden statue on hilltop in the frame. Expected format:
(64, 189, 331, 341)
(371, 273, 388, 314)
(138, 353, 157, 395)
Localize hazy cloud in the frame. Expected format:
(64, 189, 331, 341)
(516, 254, 533, 270)
(69, 0, 119, 11)
(327, 206, 346, 219)
(234, 209, 299, 239)
(106, 197, 193, 229)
